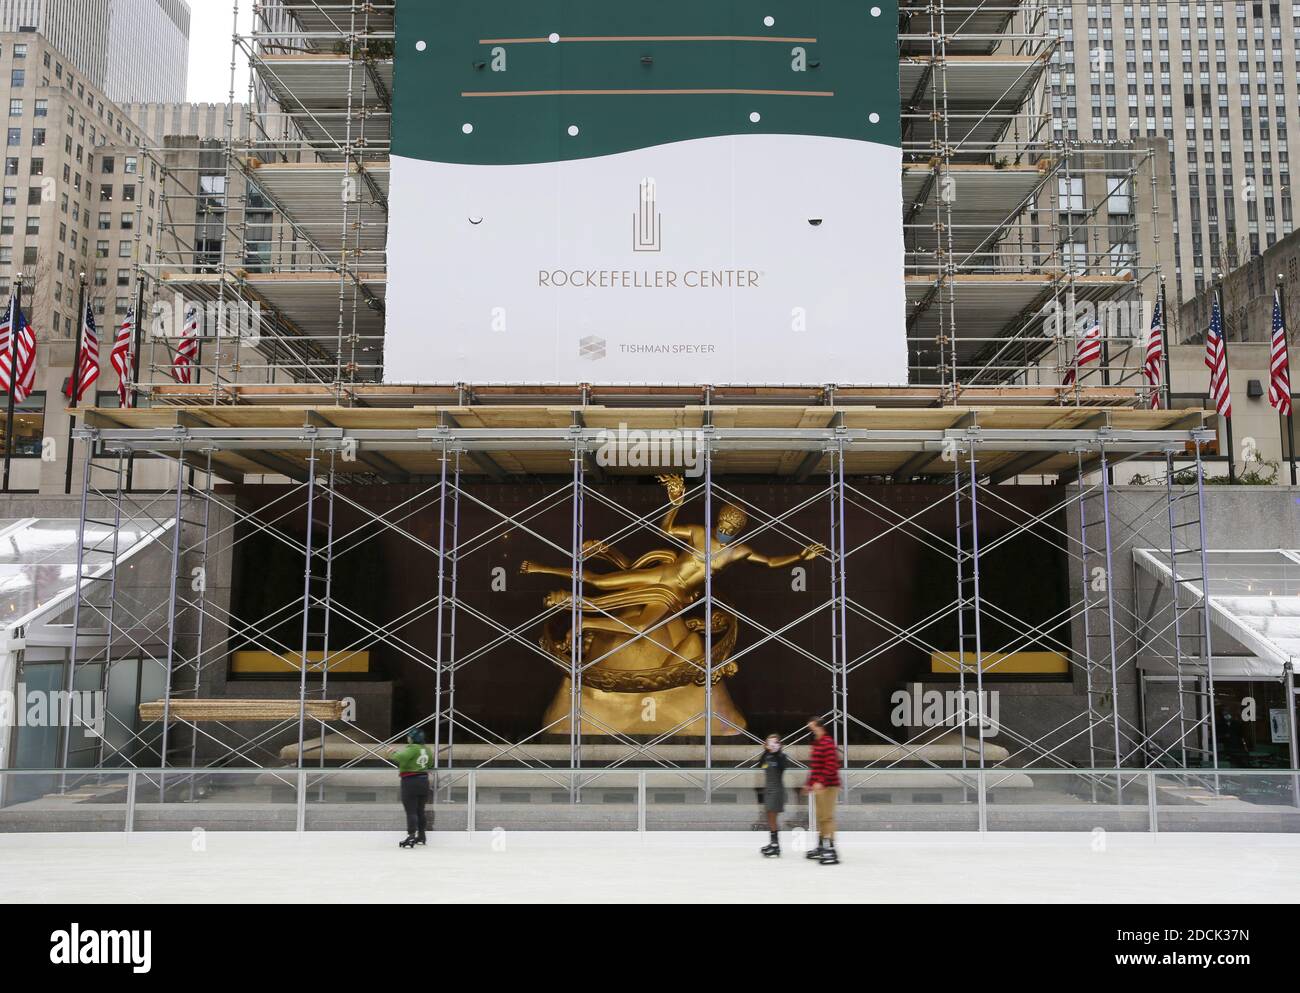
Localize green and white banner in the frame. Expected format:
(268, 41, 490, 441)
(386, 1, 904, 384)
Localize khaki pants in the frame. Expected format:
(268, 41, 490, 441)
(814, 787, 837, 839)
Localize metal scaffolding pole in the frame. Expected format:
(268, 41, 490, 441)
(94, 452, 127, 769)
(704, 436, 716, 790)
(1194, 444, 1220, 776)
(1164, 452, 1191, 770)
(828, 453, 843, 764)
(1098, 446, 1124, 769)
(952, 455, 970, 788)
(61, 443, 96, 780)
(569, 437, 584, 795)
(295, 442, 318, 770)
(158, 443, 189, 795)
(188, 450, 217, 793)
(966, 442, 987, 775)
(433, 441, 449, 768)
(316, 453, 337, 797)
(835, 438, 850, 765)
(445, 450, 463, 789)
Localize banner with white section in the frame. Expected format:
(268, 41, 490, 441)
(385, 1, 905, 385)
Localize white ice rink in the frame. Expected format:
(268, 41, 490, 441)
(2, 832, 1298, 903)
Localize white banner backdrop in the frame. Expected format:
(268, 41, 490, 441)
(386, 133, 906, 384)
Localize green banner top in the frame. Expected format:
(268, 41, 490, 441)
(393, 0, 900, 165)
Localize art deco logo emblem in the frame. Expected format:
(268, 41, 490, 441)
(579, 335, 607, 361)
(633, 177, 662, 253)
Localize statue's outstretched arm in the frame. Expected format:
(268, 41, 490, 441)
(744, 543, 827, 568)
(657, 474, 686, 534)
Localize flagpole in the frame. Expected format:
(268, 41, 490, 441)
(3, 273, 21, 493)
(1160, 277, 1173, 411)
(1280, 273, 1297, 487)
(64, 274, 88, 495)
(1214, 277, 1237, 484)
(125, 275, 146, 492)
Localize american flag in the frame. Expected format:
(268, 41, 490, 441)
(0, 299, 37, 404)
(172, 304, 199, 384)
(111, 308, 135, 408)
(65, 302, 101, 403)
(1204, 291, 1232, 418)
(1063, 322, 1103, 386)
(1269, 288, 1292, 417)
(1143, 295, 1165, 409)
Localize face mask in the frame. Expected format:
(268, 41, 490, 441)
(717, 531, 736, 545)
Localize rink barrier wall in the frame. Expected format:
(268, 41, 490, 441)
(0, 768, 1297, 834)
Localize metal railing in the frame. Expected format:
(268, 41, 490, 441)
(1, 767, 1297, 835)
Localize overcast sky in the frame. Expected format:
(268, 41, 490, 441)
(186, 1, 253, 102)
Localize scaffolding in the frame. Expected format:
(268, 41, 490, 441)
(42, 403, 1240, 794)
(115, 0, 1166, 403)
(11, 4, 1270, 827)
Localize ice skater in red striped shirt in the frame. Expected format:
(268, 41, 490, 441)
(803, 717, 841, 865)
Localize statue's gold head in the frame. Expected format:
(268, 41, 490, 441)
(717, 504, 748, 542)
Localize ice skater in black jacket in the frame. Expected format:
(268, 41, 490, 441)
(757, 734, 791, 857)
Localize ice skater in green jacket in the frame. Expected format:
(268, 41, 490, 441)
(388, 729, 434, 849)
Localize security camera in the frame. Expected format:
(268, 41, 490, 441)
(808, 218, 823, 227)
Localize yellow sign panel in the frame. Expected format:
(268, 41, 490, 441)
(930, 650, 1067, 675)
(231, 650, 371, 675)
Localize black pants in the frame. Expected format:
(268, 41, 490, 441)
(400, 774, 430, 836)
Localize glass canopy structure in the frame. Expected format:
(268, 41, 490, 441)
(1135, 549, 1300, 680)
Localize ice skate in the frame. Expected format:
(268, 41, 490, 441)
(819, 845, 839, 866)
(398, 834, 417, 849)
(760, 841, 781, 858)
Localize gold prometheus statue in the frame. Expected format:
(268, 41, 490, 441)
(520, 474, 825, 736)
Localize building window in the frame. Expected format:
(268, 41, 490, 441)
(1, 394, 45, 459)
(8, 99, 21, 117)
